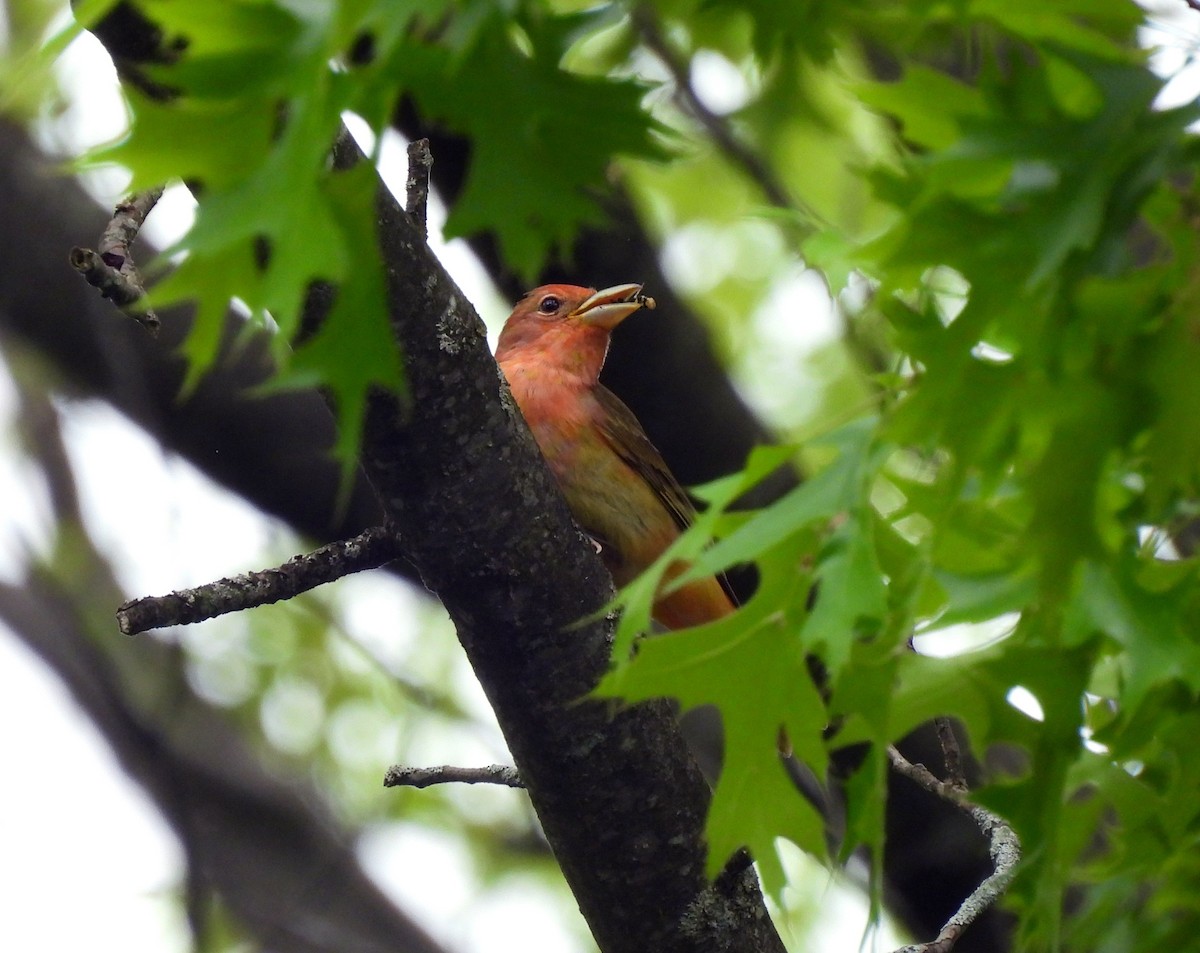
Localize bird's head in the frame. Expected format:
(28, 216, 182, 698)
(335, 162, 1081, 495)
(495, 283, 655, 368)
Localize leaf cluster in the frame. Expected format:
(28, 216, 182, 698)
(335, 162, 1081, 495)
(602, 2, 1200, 948)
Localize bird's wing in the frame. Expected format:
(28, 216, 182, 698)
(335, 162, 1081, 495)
(593, 385, 696, 533)
(593, 385, 742, 610)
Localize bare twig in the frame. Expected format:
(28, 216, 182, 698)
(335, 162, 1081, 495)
(70, 185, 165, 334)
(887, 747, 1020, 953)
(631, 6, 797, 215)
(384, 764, 524, 789)
(405, 138, 433, 239)
(887, 745, 965, 804)
(934, 716, 968, 794)
(117, 525, 401, 634)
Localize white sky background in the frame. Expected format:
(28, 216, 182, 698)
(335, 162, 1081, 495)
(6, 5, 1199, 953)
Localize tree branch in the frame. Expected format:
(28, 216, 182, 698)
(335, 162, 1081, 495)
(70, 185, 164, 334)
(631, 5, 796, 215)
(385, 764, 524, 790)
(934, 716, 968, 795)
(888, 745, 966, 804)
(116, 525, 401, 634)
(405, 138, 433, 239)
(887, 747, 1021, 953)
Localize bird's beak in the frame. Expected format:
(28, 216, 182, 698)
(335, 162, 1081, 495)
(571, 283, 656, 330)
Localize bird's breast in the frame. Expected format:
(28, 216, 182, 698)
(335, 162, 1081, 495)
(500, 361, 676, 576)
(505, 368, 594, 474)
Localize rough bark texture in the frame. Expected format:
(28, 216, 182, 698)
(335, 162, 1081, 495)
(354, 184, 785, 953)
(393, 114, 1011, 953)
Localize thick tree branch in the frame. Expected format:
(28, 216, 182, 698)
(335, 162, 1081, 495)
(356, 162, 785, 953)
(405, 138, 433, 239)
(116, 525, 401, 634)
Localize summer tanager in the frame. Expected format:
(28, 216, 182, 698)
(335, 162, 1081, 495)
(496, 283, 735, 629)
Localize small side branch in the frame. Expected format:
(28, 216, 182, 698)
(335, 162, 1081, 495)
(70, 185, 165, 334)
(887, 745, 965, 804)
(934, 716, 968, 794)
(631, 6, 795, 215)
(887, 747, 1020, 953)
(384, 764, 524, 790)
(405, 138, 433, 240)
(117, 525, 401, 635)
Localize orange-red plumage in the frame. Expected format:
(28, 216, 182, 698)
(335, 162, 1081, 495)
(496, 283, 734, 629)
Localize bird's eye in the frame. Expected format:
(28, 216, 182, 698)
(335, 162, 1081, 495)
(538, 295, 561, 315)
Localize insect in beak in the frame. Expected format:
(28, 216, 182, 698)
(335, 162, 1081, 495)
(572, 283, 656, 329)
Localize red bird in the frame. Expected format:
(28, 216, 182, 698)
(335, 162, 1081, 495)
(496, 283, 735, 630)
